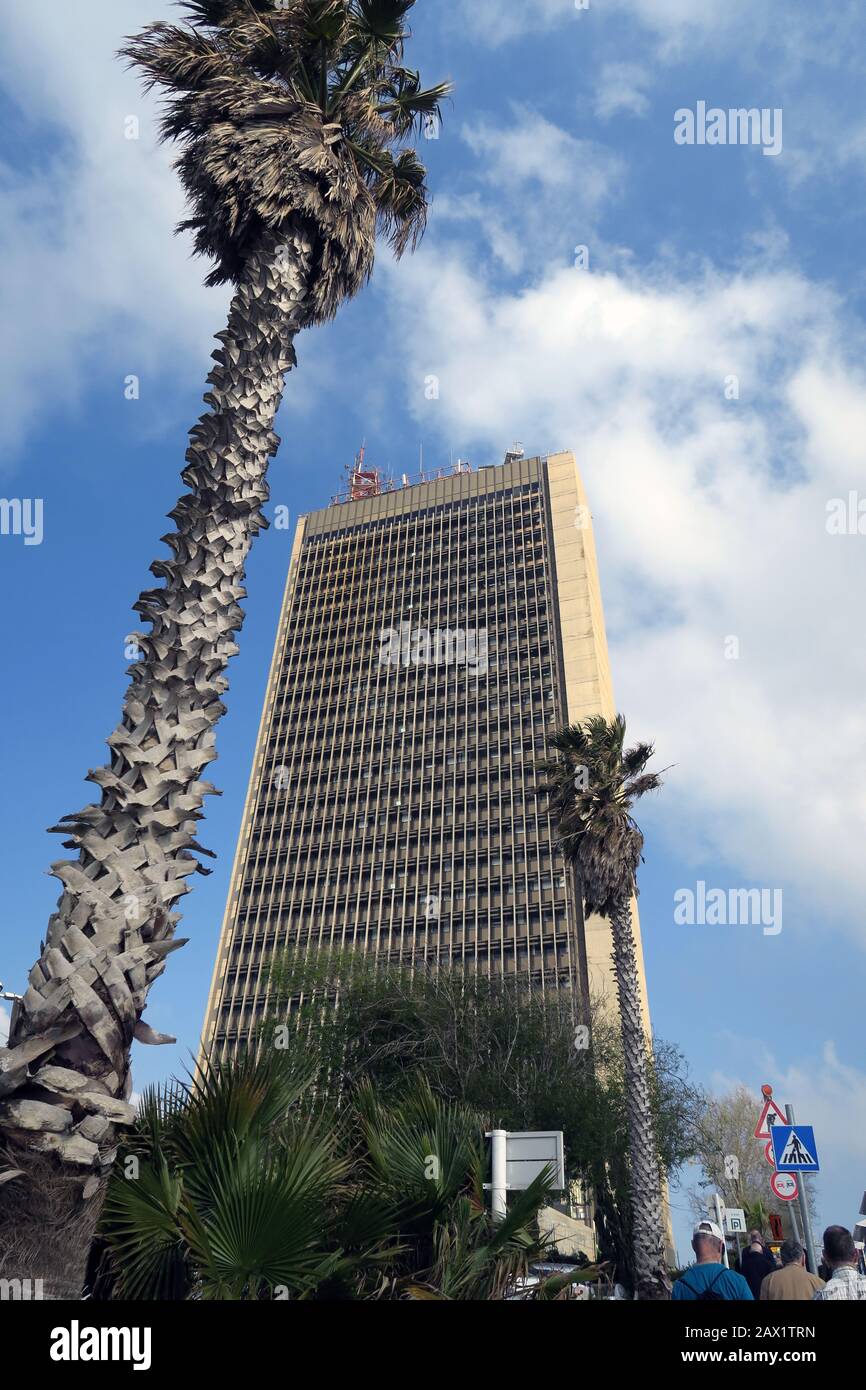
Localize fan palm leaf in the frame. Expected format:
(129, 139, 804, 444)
(100, 1156, 191, 1301)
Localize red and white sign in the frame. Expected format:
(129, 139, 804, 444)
(754, 1095, 787, 1139)
(771, 1171, 799, 1202)
(764, 1141, 776, 1167)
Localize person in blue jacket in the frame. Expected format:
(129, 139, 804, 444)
(672, 1220, 754, 1300)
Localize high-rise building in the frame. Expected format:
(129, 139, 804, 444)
(202, 450, 652, 1060)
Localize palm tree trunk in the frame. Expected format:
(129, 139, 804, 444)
(0, 222, 314, 1296)
(609, 897, 666, 1297)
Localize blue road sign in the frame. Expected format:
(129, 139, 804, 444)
(771, 1125, 820, 1172)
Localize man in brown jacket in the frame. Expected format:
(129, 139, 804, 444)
(760, 1240, 824, 1300)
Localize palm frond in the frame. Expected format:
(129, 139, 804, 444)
(353, 0, 415, 46)
(101, 1156, 191, 1301)
(122, 0, 451, 301)
(179, 1131, 343, 1298)
(119, 23, 230, 93)
(538, 713, 664, 917)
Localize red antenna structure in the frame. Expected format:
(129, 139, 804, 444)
(331, 443, 384, 505)
(329, 444, 467, 505)
(349, 443, 381, 500)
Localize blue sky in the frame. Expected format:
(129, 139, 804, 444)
(1, 1, 865, 1263)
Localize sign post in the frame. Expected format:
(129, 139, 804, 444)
(485, 1129, 566, 1222)
(783, 1104, 819, 1275)
(488, 1129, 508, 1221)
(755, 1087, 810, 1257)
(713, 1193, 730, 1267)
(725, 1205, 746, 1267)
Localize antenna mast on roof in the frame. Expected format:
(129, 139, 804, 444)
(349, 442, 382, 500)
(330, 442, 383, 505)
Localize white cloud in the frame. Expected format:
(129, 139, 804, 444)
(456, 0, 574, 47)
(450, 108, 624, 271)
(457, 0, 753, 51)
(604, 0, 754, 57)
(457, 0, 857, 62)
(593, 63, 651, 121)
(0, 1005, 9, 1047)
(384, 239, 866, 943)
(462, 107, 608, 194)
(0, 1, 227, 458)
(0, 0, 331, 462)
(456, 0, 866, 183)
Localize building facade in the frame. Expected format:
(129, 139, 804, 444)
(202, 450, 651, 1060)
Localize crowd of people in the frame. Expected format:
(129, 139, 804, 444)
(670, 1220, 866, 1301)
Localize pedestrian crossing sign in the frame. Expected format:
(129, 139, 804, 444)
(771, 1125, 820, 1173)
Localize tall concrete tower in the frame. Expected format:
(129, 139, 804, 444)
(202, 450, 652, 1058)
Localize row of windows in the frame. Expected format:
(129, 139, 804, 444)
(217, 954, 573, 1027)
(292, 572, 549, 602)
(260, 739, 548, 772)
(223, 931, 574, 987)
(289, 631, 548, 655)
(275, 662, 556, 690)
(274, 683, 555, 708)
(239, 867, 567, 893)
(251, 803, 558, 831)
(266, 717, 556, 742)
(245, 825, 565, 854)
(231, 902, 567, 937)
(238, 887, 570, 917)
(243, 833, 564, 861)
(304, 484, 542, 542)
(296, 549, 547, 581)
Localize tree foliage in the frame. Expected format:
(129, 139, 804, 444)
(262, 950, 705, 1284)
(93, 1049, 572, 1300)
(121, 0, 452, 305)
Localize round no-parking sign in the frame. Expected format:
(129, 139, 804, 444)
(771, 1170, 799, 1202)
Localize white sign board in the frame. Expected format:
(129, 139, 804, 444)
(725, 1208, 747, 1234)
(498, 1131, 565, 1191)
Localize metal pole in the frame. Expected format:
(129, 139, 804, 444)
(490, 1129, 507, 1221)
(786, 1104, 818, 1275)
(788, 1193, 804, 1248)
(783, 1103, 807, 1254)
(713, 1193, 730, 1267)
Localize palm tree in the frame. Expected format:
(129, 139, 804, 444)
(540, 713, 667, 1297)
(353, 1077, 556, 1300)
(0, 0, 450, 1297)
(93, 1054, 565, 1301)
(94, 1052, 353, 1300)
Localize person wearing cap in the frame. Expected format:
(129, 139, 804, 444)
(671, 1220, 754, 1301)
(760, 1239, 824, 1300)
